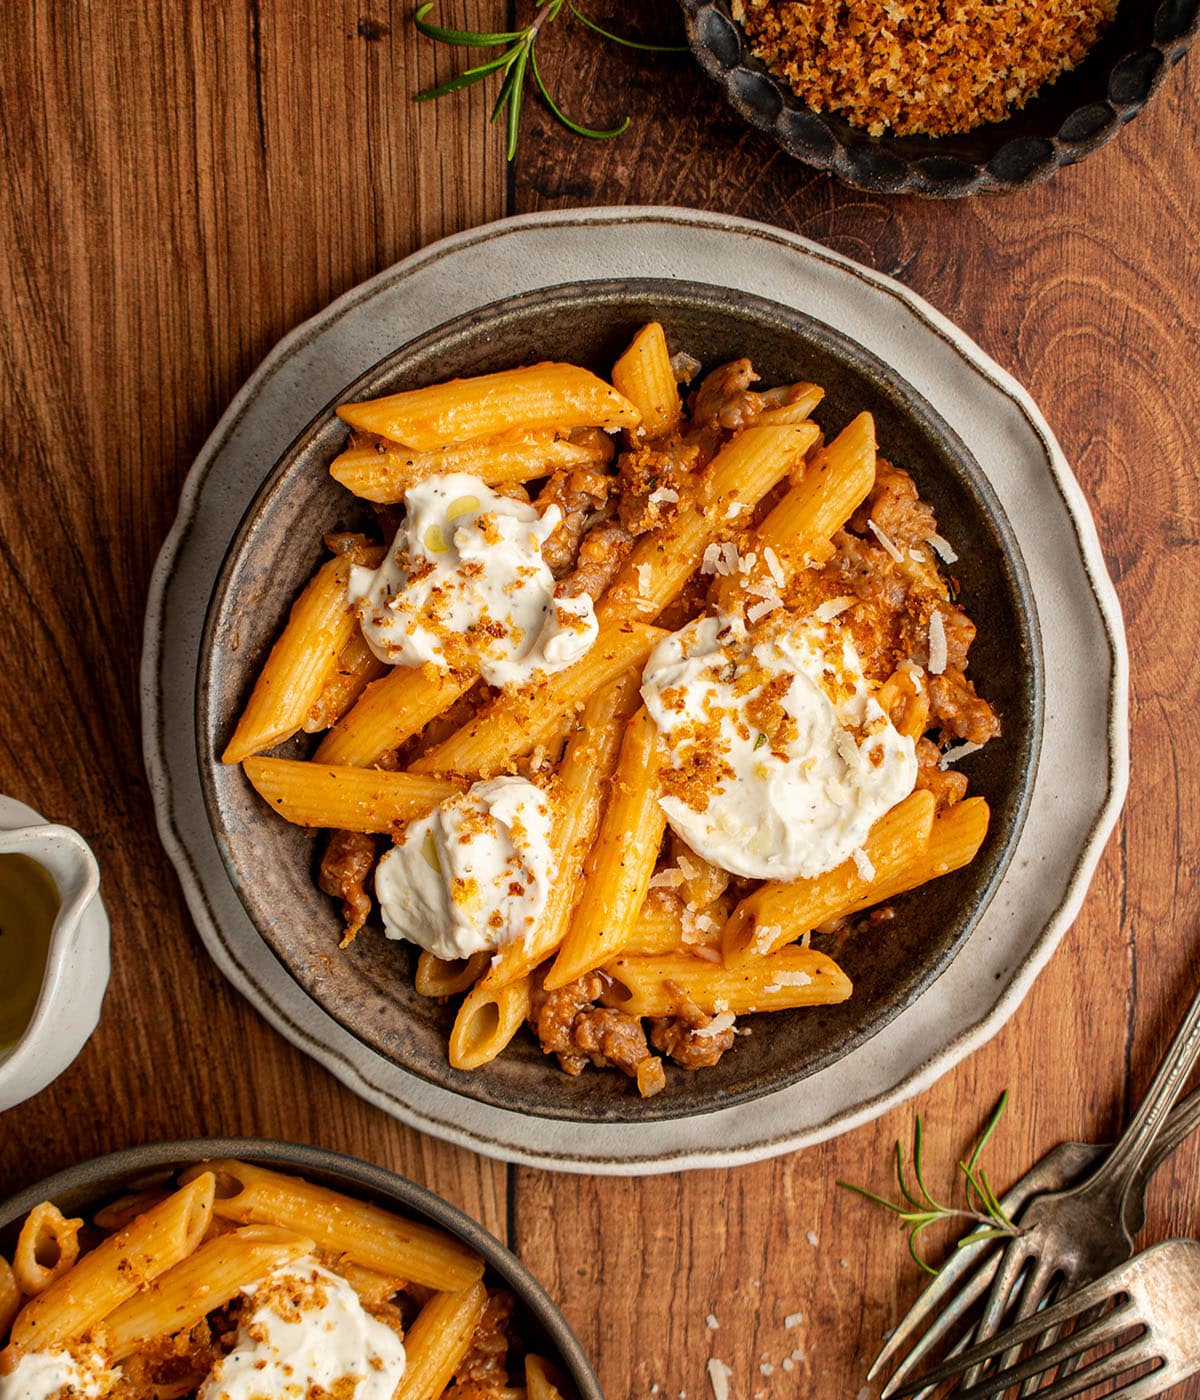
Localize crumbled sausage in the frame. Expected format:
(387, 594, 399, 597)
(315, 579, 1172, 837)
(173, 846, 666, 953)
(556, 521, 634, 600)
(528, 974, 658, 1085)
(318, 830, 377, 946)
(929, 666, 1003, 745)
(851, 456, 938, 549)
(913, 737, 969, 809)
(539, 466, 615, 574)
(649, 994, 736, 1070)
(454, 1291, 516, 1389)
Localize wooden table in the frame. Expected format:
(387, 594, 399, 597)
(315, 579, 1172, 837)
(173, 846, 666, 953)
(3, 3, 1198, 1395)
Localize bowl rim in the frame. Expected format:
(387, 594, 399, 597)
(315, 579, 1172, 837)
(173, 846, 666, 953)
(678, 0, 1200, 197)
(0, 1137, 604, 1400)
(196, 275, 1044, 1122)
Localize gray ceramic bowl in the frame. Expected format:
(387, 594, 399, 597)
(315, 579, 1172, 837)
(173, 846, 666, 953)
(199, 279, 1043, 1123)
(0, 1138, 602, 1400)
(680, 0, 1200, 196)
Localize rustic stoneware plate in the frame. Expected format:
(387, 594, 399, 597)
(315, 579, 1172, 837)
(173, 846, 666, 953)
(143, 208, 1127, 1172)
(198, 280, 1042, 1124)
(0, 1138, 603, 1400)
(680, 0, 1200, 196)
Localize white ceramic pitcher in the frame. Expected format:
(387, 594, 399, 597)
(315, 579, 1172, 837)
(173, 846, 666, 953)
(0, 795, 110, 1112)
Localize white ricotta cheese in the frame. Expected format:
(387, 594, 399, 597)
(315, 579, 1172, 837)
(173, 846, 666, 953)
(198, 1257, 405, 1400)
(640, 613, 917, 881)
(348, 473, 598, 688)
(0, 1350, 116, 1400)
(374, 776, 554, 959)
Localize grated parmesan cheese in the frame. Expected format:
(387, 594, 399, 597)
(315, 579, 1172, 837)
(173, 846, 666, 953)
(719, 541, 739, 575)
(763, 546, 785, 587)
(635, 562, 652, 597)
(650, 867, 685, 889)
(867, 517, 905, 564)
(694, 946, 722, 963)
(694, 1012, 736, 1038)
(852, 847, 876, 882)
(784, 1313, 804, 1329)
(814, 595, 854, 622)
(928, 610, 947, 675)
(706, 1314, 719, 1330)
(746, 597, 782, 624)
(939, 739, 984, 769)
(926, 532, 958, 563)
(701, 543, 722, 576)
(707, 1360, 732, 1400)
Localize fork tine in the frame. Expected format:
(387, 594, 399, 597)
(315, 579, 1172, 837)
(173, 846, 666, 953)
(1018, 1298, 1106, 1397)
(963, 1331, 1157, 1400)
(986, 1254, 1061, 1381)
(929, 1310, 1136, 1400)
(873, 1247, 1003, 1392)
(890, 1281, 1135, 1397)
(957, 1238, 1036, 1388)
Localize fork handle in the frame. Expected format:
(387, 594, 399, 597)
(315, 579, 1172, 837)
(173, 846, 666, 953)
(1086, 982, 1200, 1198)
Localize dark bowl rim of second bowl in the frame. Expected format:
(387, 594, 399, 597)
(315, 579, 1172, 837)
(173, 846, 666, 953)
(196, 275, 1044, 1122)
(678, 0, 1200, 197)
(0, 1137, 604, 1400)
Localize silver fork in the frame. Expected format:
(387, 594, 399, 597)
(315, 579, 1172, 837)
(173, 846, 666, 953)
(873, 1089, 1200, 1397)
(891, 1238, 1200, 1400)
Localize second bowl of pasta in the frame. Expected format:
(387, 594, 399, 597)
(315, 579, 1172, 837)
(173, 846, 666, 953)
(0, 1138, 601, 1400)
(198, 279, 1043, 1122)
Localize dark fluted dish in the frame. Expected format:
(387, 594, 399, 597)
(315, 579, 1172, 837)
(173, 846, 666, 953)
(198, 278, 1043, 1122)
(679, 0, 1199, 196)
(0, 1139, 604, 1400)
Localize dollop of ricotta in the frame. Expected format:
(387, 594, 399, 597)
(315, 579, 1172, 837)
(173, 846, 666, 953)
(375, 776, 555, 959)
(198, 1257, 405, 1400)
(348, 473, 598, 688)
(641, 613, 917, 881)
(0, 1350, 117, 1400)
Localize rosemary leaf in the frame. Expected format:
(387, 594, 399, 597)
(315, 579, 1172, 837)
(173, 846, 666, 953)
(413, 2, 526, 47)
(530, 44, 630, 140)
(416, 49, 517, 102)
(568, 2, 690, 53)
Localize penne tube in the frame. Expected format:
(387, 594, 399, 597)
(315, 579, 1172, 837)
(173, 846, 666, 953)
(754, 382, 825, 425)
(545, 708, 668, 990)
(478, 670, 643, 991)
(710, 413, 876, 614)
(314, 664, 475, 768)
(178, 1160, 483, 1292)
(0, 1260, 19, 1342)
(410, 621, 665, 779)
(602, 946, 852, 1017)
(449, 976, 533, 1070)
(595, 423, 819, 627)
(526, 1353, 573, 1400)
(303, 629, 388, 733)
(721, 790, 936, 966)
(223, 553, 383, 765)
(3, 1175, 215, 1359)
(622, 891, 727, 956)
(242, 756, 460, 832)
(103, 1225, 314, 1360)
(92, 1190, 171, 1234)
(853, 796, 989, 907)
(12, 1205, 81, 1298)
(330, 430, 611, 502)
(334, 1259, 407, 1306)
(414, 950, 490, 999)
(611, 322, 682, 439)
(395, 1282, 488, 1400)
(337, 364, 640, 450)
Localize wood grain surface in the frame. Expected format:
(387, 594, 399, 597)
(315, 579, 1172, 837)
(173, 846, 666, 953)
(1, 2, 1198, 1396)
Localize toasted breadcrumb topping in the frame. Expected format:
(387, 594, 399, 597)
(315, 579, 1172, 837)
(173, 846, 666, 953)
(731, 0, 1118, 137)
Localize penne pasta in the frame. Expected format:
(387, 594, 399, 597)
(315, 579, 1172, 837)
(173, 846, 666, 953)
(602, 946, 853, 1017)
(223, 552, 382, 765)
(479, 670, 642, 991)
(102, 1225, 314, 1360)
(12, 1204, 82, 1298)
(526, 1353, 573, 1400)
(410, 620, 665, 779)
(622, 890, 728, 956)
(394, 1281, 488, 1400)
(449, 976, 533, 1070)
(855, 796, 990, 907)
(415, 949, 491, 999)
(331, 429, 611, 502)
(314, 664, 475, 768)
(178, 1159, 484, 1292)
(2, 1174, 215, 1358)
(611, 322, 682, 439)
(596, 422, 820, 627)
(0, 1260, 19, 1341)
(338, 364, 640, 450)
(303, 628, 388, 733)
(546, 708, 668, 990)
(242, 756, 461, 832)
(721, 790, 936, 966)
(755, 382, 825, 425)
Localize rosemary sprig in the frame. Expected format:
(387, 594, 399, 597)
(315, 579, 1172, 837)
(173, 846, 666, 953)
(413, 1, 685, 159)
(837, 1092, 1021, 1275)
